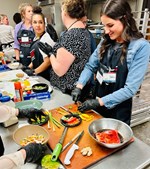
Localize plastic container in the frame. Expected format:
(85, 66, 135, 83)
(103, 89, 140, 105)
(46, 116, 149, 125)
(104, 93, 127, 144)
(14, 82, 23, 102)
(23, 91, 51, 100)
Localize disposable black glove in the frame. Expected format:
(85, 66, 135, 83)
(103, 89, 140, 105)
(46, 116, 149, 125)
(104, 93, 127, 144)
(23, 67, 35, 76)
(18, 108, 44, 120)
(71, 87, 82, 102)
(78, 99, 100, 112)
(21, 143, 47, 163)
(38, 42, 53, 57)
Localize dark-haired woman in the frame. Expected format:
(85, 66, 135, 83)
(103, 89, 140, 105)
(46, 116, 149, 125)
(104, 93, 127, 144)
(38, 0, 91, 93)
(71, 0, 150, 125)
(25, 6, 56, 81)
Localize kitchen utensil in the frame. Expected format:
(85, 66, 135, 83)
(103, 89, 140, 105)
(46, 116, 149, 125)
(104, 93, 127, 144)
(62, 131, 83, 152)
(15, 100, 43, 110)
(32, 83, 49, 93)
(51, 127, 68, 162)
(60, 106, 82, 127)
(88, 118, 133, 148)
(60, 114, 82, 127)
(13, 124, 49, 146)
(64, 130, 84, 165)
(60, 106, 74, 114)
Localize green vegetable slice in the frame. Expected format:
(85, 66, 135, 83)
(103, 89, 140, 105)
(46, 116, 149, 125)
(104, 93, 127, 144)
(41, 154, 60, 169)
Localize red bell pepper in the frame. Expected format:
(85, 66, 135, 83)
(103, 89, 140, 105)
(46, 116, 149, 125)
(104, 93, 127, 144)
(95, 129, 121, 144)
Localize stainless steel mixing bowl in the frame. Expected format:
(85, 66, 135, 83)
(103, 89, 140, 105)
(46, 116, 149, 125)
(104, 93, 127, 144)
(88, 118, 133, 148)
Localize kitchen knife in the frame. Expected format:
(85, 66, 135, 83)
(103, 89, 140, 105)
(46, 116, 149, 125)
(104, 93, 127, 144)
(60, 106, 73, 115)
(64, 130, 84, 165)
(62, 131, 83, 152)
(51, 127, 68, 162)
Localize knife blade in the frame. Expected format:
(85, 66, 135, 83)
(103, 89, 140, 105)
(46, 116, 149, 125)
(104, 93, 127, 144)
(64, 130, 84, 165)
(51, 127, 68, 162)
(60, 106, 73, 115)
(62, 131, 83, 152)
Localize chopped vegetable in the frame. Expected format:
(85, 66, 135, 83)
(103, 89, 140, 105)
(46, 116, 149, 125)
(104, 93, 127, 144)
(81, 147, 92, 156)
(20, 133, 45, 146)
(95, 129, 121, 144)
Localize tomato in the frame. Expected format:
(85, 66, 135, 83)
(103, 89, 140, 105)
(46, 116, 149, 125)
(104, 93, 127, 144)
(62, 116, 77, 123)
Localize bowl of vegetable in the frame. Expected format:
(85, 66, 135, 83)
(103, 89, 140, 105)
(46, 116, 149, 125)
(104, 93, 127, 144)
(28, 111, 49, 126)
(32, 83, 48, 93)
(88, 118, 133, 148)
(13, 124, 50, 146)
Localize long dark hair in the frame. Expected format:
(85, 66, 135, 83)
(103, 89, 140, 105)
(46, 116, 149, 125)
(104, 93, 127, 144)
(100, 0, 143, 61)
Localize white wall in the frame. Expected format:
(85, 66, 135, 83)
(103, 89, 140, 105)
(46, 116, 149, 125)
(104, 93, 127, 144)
(0, 0, 36, 27)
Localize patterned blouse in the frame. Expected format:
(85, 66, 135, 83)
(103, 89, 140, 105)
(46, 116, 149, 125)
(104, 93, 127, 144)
(49, 28, 91, 93)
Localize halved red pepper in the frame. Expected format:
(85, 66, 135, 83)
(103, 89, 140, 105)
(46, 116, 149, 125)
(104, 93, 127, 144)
(95, 129, 121, 144)
(62, 116, 77, 123)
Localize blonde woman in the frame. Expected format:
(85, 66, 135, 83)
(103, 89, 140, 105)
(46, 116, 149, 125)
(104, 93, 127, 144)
(14, 3, 34, 66)
(0, 14, 9, 25)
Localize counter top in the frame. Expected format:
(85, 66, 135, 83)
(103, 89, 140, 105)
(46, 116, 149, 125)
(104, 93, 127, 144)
(0, 76, 150, 169)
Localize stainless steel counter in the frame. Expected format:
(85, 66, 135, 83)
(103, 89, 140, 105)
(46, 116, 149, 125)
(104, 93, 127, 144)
(0, 76, 150, 169)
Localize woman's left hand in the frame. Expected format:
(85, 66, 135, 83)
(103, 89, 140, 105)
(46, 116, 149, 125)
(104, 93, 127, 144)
(78, 99, 100, 112)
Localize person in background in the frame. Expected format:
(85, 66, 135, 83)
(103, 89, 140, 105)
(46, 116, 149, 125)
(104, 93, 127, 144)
(0, 14, 9, 25)
(0, 14, 15, 60)
(0, 105, 47, 169)
(71, 0, 150, 125)
(38, 0, 91, 94)
(13, 13, 22, 25)
(23, 6, 56, 81)
(14, 3, 34, 66)
(81, 15, 97, 54)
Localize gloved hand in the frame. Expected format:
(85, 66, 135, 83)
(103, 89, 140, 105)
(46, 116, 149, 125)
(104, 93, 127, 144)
(22, 67, 35, 76)
(38, 42, 53, 57)
(18, 108, 44, 120)
(71, 87, 82, 102)
(78, 99, 100, 112)
(21, 143, 47, 163)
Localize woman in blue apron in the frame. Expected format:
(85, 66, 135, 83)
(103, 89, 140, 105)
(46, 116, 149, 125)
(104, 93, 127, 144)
(14, 3, 34, 66)
(71, 0, 150, 125)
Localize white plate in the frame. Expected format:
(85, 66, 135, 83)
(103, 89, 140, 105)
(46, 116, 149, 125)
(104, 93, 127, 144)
(7, 62, 20, 70)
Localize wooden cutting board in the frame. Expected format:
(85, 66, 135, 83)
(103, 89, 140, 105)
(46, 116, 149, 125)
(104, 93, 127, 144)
(43, 104, 133, 169)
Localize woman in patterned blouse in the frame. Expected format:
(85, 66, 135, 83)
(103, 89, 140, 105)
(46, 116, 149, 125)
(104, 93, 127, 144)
(38, 0, 91, 93)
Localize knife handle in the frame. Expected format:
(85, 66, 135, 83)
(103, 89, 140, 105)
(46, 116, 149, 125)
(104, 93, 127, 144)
(51, 143, 62, 162)
(64, 144, 79, 165)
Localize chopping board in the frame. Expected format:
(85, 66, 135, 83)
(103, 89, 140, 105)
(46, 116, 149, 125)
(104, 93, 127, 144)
(43, 104, 133, 169)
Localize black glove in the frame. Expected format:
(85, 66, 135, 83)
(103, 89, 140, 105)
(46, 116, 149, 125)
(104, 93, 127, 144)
(21, 143, 47, 163)
(71, 87, 82, 102)
(18, 108, 44, 120)
(22, 67, 35, 76)
(78, 99, 100, 112)
(38, 42, 53, 57)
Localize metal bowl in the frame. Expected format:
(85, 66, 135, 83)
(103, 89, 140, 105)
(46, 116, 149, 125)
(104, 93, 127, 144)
(88, 118, 133, 148)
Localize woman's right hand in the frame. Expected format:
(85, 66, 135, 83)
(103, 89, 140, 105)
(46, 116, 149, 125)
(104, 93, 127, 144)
(71, 87, 82, 102)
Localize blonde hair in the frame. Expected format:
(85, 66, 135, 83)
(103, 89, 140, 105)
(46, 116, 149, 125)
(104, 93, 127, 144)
(18, 3, 32, 19)
(62, 0, 85, 19)
(0, 14, 7, 23)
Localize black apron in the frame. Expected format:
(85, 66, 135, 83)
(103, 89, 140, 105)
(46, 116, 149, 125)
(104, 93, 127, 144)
(30, 39, 50, 81)
(17, 25, 35, 66)
(95, 43, 132, 125)
(0, 136, 4, 156)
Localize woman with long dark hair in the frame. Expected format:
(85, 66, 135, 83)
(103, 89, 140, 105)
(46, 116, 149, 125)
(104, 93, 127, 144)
(71, 0, 150, 125)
